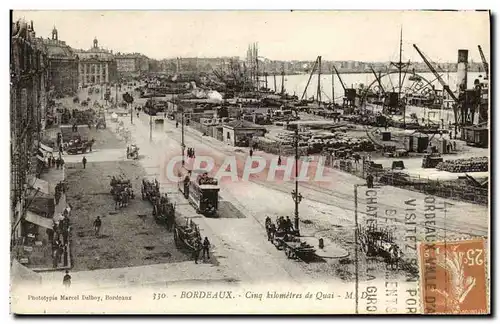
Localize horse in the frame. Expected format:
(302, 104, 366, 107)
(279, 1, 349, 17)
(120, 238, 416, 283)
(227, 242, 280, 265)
(383, 244, 402, 270)
(120, 191, 129, 208)
(113, 190, 122, 210)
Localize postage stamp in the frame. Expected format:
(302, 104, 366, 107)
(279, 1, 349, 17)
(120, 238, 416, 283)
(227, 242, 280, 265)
(418, 239, 488, 314)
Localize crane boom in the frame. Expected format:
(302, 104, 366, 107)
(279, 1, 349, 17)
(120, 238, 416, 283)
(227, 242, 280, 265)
(332, 65, 347, 92)
(301, 57, 319, 100)
(478, 45, 489, 79)
(370, 66, 385, 93)
(413, 44, 458, 102)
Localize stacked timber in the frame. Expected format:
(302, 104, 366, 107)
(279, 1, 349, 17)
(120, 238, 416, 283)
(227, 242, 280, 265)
(436, 157, 488, 173)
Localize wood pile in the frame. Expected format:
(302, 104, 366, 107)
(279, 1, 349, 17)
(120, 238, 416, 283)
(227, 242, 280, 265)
(436, 157, 488, 173)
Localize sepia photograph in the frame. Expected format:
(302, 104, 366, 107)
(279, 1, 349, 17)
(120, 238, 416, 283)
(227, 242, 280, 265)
(8, 9, 491, 315)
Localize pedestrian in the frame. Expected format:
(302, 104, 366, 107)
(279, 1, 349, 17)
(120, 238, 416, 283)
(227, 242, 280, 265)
(56, 158, 61, 170)
(366, 173, 374, 189)
(136, 112, 139, 118)
(202, 237, 211, 260)
(93, 216, 102, 236)
(60, 158, 65, 169)
(63, 270, 71, 288)
(176, 121, 179, 128)
(278, 156, 282, 166)
(82, 156, 87, 169)
(249, 148, 253, 158)
(193, 241, 200, 264)
(453, 141, 457, 151)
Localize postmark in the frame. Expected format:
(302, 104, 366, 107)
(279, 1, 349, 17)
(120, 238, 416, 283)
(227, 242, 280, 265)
(418, 239, 488, 314)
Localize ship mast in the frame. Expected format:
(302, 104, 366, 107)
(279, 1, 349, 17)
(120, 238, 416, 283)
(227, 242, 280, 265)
(390, 27, 410, 125)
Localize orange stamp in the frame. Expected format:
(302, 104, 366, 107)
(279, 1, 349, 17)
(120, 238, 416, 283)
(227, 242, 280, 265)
(418, 239, 489, 315)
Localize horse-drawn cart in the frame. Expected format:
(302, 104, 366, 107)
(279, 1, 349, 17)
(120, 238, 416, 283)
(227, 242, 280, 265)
(141, 178, 159, 201)
(356, 225, 402, 267)
(66, 140, 93, 155)
(126, 144, 139, 160)
(152, 194, 175, 230)
(174, 219, 201, 251)
(110, 176, 135, 209)
(266, 217, 316, 261)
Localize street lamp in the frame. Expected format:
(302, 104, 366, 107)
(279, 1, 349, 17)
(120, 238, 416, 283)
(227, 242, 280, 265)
(149, 114, 153, 142)
(291, 128, 302, 234)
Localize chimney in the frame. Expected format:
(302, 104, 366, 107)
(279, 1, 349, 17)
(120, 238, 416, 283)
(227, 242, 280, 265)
(456, 50, 468, 93)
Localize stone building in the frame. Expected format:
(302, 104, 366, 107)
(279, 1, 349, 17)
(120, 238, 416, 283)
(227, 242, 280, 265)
(42, 27, 79, 95)
(75, 37, 117, 86)
(10, 19, 49, 239)
(115, 52, 149, 79)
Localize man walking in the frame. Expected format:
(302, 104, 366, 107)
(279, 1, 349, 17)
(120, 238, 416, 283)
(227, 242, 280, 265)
(82, 156, 87, 169)
(202, 237, 211, 260)
(193, 240, 201, 264)
(63, 270, 71, 288)
(93, 216, 102, 236)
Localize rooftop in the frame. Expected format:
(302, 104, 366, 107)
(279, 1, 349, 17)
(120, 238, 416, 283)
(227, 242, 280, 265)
(223, 119, 266, 130)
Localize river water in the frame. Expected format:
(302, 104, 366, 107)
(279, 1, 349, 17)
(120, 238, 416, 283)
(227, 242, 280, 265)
(261, 71, 485, 125)
(266, 72, 485, 103)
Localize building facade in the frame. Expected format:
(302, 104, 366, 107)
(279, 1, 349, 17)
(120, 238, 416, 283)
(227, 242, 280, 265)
(115, 53, 149, 78)
(10, 19, 49, 240)
(75, 38, 117, 86)
(42, 27, 79, 95)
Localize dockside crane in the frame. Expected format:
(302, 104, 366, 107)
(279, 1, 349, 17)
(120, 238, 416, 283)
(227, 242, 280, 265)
(478, 45, 489, 80)
(333, 65, 356, 107)
(301, 56, 320, 101)
(370, 66, 385, 94)
(413, 44, 460, 130)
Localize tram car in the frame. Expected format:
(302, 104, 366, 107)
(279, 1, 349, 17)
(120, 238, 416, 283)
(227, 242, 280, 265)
(177, 167, 220, 217)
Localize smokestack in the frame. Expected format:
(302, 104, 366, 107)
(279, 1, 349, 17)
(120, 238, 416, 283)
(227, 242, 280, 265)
(457, 49, 468, 93)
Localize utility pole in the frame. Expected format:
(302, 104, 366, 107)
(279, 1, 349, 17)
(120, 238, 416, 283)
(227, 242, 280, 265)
(149, 114, 152, 142)
(181, 100, 185, 166)
(291, 128, 303, 235)
(354, 184, 360, 314)
(317, 56, 322, 105)
(281, 64, 285, 95)
(331, 66, 335, 105)
(273, 73, 277, 93)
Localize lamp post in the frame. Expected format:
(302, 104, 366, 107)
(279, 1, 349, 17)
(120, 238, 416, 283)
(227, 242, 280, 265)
(291, 128, 303, 234)
(354, 183, 361, 315)
(181, 100, 185, 166)
(149, 114, 153, 142)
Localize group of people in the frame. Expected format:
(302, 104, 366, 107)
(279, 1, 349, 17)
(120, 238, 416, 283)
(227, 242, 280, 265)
(48, 205, 72, 268)
(45, 154, 65, 170)
(192, 236, 211, 264)
(265, 216, 295, 241)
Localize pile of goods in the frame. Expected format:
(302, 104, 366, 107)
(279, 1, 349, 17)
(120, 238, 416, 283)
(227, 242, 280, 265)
(436, 157, 488, 173)
(308, 132, 375, 154)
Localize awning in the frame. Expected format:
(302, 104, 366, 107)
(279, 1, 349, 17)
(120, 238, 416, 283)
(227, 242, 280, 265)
(11, 259, 42, 285)
(27, 176, 50, 195)
(24, 211, 53, 229)
(39, 142, 53, 153)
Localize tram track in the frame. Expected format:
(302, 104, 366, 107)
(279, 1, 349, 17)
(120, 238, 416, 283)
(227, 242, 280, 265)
(162, 119, 487, 239)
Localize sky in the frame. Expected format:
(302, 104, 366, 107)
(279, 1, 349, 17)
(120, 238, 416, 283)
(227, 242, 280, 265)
(12, 10, 490, 63)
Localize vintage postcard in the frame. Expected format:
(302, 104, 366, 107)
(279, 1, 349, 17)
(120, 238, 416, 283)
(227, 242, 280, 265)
(9, 10, 490, 314)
